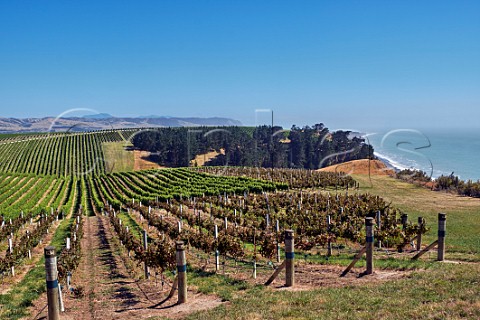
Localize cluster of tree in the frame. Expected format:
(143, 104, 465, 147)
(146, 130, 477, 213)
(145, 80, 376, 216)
(396, 169, 433, 183)
(131, 124, 373, 169)
(395, 169, 480, 198)
(436, 173, 480, 198)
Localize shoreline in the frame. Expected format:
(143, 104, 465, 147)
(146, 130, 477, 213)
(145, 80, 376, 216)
(368, 131, 480, 182)
(373, 152, 403, 173)
(374, 153, 442, 182)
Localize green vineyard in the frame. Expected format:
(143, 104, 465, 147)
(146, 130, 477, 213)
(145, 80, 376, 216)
(0, 129, 138, 176)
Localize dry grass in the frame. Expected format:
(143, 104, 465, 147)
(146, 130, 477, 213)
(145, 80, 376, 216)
(353, 174, 480, 212)
(190, 149, 225, 167)
(319, 159, 395, 176)
(133, 150, 165, 170)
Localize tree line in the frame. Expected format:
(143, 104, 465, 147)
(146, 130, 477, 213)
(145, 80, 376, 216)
(131, 124, 373, 169)
(396, 169, 480, 198)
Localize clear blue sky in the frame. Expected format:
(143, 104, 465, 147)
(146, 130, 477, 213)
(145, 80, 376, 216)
(0, 1, 479, 130)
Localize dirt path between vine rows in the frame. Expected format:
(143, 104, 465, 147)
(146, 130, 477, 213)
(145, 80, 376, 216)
(27, 215, 222, 320)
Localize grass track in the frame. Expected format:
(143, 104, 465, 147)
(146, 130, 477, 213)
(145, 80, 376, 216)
(102, 142, 134, 173)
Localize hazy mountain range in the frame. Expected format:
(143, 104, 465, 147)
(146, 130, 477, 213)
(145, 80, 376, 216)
(0, 115, 243, 133)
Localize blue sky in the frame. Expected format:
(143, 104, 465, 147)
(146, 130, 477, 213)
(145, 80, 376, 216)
(0, 1, 479, 130)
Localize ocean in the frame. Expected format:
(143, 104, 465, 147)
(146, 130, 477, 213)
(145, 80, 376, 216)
(365, 128, 480, 181)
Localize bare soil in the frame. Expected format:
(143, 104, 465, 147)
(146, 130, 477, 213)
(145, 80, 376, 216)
(227, 261, 410, 292)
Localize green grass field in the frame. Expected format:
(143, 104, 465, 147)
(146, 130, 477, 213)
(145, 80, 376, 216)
(102, 142, 135, 173)
(180, 262, 480, 320)
(352, 174, 480, 259)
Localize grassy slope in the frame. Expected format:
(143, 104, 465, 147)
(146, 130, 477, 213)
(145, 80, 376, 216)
(185, 263, 480, 320)
(102, 142, 134, 173)
(352, 174, 480, 258)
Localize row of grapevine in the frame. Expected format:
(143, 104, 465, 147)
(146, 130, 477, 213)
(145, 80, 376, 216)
(0, 129, 140, 176)
(168, 191, 426, 250)
(83, 168, 407, 252)
(0, 210, 58, 275)
(90, 168, 285, 208)
(130, 204, 246, 259)
(58, 212, 84, 284)
(106, 209, 176, 273)
(108, 190, 425, 263)
(0, 211, 37, 243)
(0, 174, 77, 219)
(1, 166, 423, 254)
(193, 166, 358, 189)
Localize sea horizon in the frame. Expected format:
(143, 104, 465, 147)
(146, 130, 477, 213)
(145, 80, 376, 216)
(366, 127, 480, 182)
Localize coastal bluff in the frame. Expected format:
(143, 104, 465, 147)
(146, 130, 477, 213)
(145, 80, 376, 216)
(318, 159, 395, 176)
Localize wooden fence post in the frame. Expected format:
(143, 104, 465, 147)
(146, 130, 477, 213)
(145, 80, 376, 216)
(376, 211, 382, 249)
(340, 246, 367, 277)
(264, 260, 286, 286)
(276, 219, 281, 262)
(8, 236, 14, 275)
(214, 224, 219, 271)
(437, 213, 446, 261)
(143, 230, 149, 279)
(45, 246, 60, 320)
(176, 241, 187, 304)
(285, 230, 294, 287)
(366, 217, 374, 275)
(401, 213, 408, 231)
(417, 217, 423, 251)
(327, 215, 332, 256)
(412, 240, 438, 260)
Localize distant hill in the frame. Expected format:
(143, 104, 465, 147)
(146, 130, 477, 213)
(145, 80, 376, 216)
(0, 116, 243, 133)
(83, 113, 114, 119)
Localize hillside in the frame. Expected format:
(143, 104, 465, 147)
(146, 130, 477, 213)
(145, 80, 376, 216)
(318, 159, 396, 176)
(0, 116, 242, 133)
(0, 126, 373, 176)
(0, 129, 138, 176)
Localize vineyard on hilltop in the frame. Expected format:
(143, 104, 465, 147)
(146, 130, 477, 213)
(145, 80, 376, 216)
(0, 129, 138, 176)
(0, 128, 429, 319)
